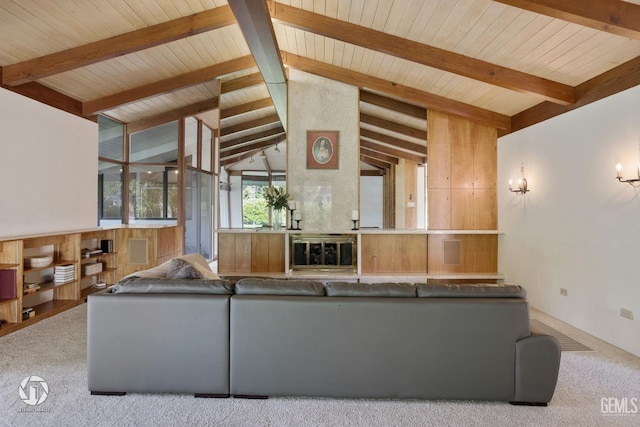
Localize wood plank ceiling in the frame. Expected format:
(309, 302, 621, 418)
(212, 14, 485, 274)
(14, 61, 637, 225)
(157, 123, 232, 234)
(0, 0, 639, 172)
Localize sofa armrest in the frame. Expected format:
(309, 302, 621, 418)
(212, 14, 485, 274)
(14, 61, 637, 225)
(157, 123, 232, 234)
(513, 333, 561, 405)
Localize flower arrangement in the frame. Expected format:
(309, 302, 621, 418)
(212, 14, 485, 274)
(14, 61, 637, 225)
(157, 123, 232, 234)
(262, 185, 290, 210)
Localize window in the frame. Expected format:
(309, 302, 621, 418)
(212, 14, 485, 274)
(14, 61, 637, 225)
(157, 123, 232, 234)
(128, 166, 178, 220)
(130, 121, 178, 164)
(98, 116, 124, 226)
(242, 171, 286, 229)
(98, 115, 124, 161)
(98, 161, 123, 221)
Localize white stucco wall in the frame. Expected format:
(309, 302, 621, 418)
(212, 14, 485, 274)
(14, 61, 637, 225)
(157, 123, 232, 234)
(498, 85, 640, 357)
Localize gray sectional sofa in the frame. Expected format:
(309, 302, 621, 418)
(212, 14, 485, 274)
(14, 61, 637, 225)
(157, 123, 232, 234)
(87, 256, 561, 405)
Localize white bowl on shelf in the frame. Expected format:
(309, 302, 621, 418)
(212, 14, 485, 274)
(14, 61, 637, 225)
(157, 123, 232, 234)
(24, 256, 53, 268)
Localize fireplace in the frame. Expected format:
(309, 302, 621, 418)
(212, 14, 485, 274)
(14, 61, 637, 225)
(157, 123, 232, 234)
(290, 234, 356, 272)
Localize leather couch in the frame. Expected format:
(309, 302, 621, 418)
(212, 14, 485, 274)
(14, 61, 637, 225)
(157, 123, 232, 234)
(87, 268, 560, 405)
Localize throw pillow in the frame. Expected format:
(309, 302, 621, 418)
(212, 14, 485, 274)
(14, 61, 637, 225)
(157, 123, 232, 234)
(166, 258, 203, 280)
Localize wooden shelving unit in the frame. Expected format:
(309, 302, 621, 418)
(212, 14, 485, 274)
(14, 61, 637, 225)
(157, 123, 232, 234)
(0, 226, 183, 337)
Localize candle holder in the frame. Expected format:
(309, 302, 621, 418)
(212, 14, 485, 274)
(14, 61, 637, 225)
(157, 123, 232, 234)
(294, 219, 302, 230)
(351, 219, 359, 230)
(288, 208, 296, 230)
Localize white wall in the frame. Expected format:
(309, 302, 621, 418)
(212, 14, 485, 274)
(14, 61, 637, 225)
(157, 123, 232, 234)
(287, 70, 359, 231)
(0, 88, 98, 238)
(498, 85, 640, 357)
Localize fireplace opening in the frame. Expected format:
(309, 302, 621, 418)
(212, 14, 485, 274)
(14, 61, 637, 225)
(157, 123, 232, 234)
(291, 234, 356, 272)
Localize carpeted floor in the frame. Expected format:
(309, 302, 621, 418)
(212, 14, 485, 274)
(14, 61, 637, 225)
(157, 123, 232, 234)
(0, 304, 638, 427)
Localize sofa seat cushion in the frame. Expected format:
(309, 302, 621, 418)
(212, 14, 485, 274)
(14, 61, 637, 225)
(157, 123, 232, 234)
(416, 283, 526, 298)
(234, 278, 325, 296)
(112, 277, 234, 294)
(325, 282, 416, 297)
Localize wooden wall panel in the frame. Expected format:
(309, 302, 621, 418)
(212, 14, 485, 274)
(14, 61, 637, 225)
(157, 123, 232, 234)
(474, 189, 497, 230)
(450, 189, 474, 230)
(427, 142, 450, 188)
(428, 188, 451, 229)
(451, 142, 474, 189)
(474, 138, 497, 189)
(427, 109, 497, 231)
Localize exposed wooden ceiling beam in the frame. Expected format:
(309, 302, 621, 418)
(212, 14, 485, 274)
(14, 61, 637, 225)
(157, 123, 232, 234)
(360, 113, 427, 141)
(2, 72, 83, 118)
(220, 135, 285, 159)
(360, 147, 399, 165)
(220, 113, 280, 137)
(360, 91, 426, 120)
(493, 0, 640, 40)
(361, 129, 427, 155)
(504, 55, 640, 136)
(2, 6, 236, 87)
(283, 53, 510, 130)
(361, 169, 386, 176)
(126, 98, 219, 134)
(220, 126, 285, 150)
(220, 97, 274, 119)
(229, 0, 287, 127)
(221, 72, 264, 94)
(269, 1, 574, 105)
(83, 56, 254, 116)
(360, 155, 391, 170)
(220, 136, 287, 167)
(360, 139, 427, 164)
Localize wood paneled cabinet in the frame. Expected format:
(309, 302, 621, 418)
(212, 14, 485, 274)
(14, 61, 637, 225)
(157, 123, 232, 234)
(218, 232, 285, 274)
(251, 233, 285, 273)
(427, 234, 498, 274)
(361, 234, 427, 274)
(427, 110, 497, 230)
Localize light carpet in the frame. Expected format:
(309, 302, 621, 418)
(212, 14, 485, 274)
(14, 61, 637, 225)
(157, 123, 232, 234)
(0, 304, 638, 427)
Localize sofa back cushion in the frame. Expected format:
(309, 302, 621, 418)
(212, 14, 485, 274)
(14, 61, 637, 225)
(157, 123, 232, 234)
(416, 283, 526, 298)
(112, 277, 234, 295)
(325, 282, 416, 297)
(234, 278, 325, 296)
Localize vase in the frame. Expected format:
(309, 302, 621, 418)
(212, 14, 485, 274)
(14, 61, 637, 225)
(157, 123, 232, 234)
(272, 208, 284, 230)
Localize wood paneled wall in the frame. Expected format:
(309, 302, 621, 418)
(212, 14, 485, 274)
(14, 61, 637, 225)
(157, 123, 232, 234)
(427, 110, 497, 230)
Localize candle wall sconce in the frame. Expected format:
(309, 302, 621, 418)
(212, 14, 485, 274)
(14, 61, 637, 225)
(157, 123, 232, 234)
(508, 164, 529, 195)
(615, 144, 640, 187)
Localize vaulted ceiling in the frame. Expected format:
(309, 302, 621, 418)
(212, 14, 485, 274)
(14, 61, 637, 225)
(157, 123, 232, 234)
(1, 0, 639, 172)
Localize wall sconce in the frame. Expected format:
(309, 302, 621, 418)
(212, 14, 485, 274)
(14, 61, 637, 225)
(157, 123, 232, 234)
(508, 164, 529, 195)
(615, 148, 640, 187)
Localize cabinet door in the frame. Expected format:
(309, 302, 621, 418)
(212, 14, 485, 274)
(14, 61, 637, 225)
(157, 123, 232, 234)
(375, 235, 404, 273)
(402, 235, 427, 273)
(234, 234, 252, 273)
(251, 234, 284, 273)
(218, 234, 236, 273)
(360, 235, 377, 273)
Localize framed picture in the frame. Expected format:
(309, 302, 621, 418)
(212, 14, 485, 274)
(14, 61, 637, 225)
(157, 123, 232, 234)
(307, 131, 339, 169)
